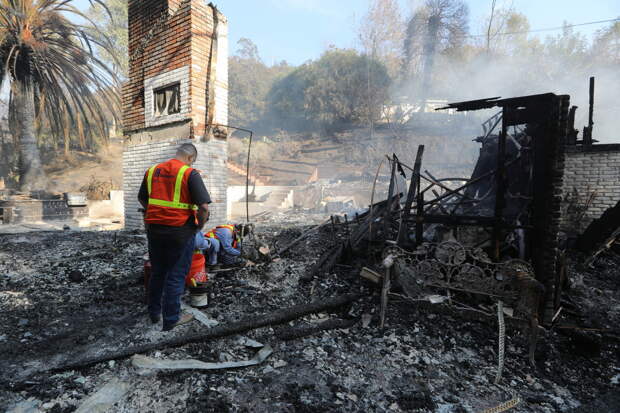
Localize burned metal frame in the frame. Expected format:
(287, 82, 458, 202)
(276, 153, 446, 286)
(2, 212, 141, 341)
(390, 93, 570, 325)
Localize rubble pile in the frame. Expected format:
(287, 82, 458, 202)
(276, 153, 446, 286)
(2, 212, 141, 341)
(0, 224, 618, 412)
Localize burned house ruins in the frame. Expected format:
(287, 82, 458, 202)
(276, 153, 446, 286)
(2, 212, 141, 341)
(1, 1, 619, 412)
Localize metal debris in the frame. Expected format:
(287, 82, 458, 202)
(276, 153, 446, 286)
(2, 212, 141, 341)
(131, 345, 273, 371)
(74, 379, 129, 413)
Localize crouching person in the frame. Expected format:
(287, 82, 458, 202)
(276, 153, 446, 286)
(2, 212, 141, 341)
(206, 224, 250, 267)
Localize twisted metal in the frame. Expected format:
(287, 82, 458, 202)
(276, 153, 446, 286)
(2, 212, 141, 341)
(480, 389, 521, 413)
(494, 300, 506, 385)
(384, 242, 542, 319)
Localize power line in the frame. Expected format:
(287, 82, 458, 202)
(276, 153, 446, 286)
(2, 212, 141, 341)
(466, 17, 619, 38)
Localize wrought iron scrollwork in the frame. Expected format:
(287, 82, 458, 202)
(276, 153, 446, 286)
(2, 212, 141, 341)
(384, 242, 543, 319)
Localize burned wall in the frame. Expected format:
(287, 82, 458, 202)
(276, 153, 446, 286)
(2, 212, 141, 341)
(122, 0, 228, 229)
(563, 144, 620, 228)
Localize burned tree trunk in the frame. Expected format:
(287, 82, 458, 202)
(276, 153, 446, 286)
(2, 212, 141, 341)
(13, 76, 46, 191)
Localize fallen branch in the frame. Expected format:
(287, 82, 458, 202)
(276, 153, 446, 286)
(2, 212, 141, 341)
(6, 293, 363, 387)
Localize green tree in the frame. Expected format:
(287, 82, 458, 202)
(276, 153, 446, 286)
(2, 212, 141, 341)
(268, 49, 391, 129)
(228, 38, 292, 129)
(0, 0, 119, 190)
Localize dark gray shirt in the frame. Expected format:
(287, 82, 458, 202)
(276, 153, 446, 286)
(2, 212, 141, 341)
(138, 169, 212, 242)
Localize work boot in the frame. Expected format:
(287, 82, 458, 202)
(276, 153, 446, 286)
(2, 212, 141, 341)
(162, 313, 194, 331)
(150, 314, 161, 324)
(207, 264, 221, 270)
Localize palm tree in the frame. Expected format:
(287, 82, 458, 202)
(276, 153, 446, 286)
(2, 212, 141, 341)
(0, 0, 119, 191)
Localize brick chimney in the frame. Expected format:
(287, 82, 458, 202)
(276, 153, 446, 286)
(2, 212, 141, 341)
(122, 0, 228, 229)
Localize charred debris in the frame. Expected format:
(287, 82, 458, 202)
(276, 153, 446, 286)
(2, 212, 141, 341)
(302, 88, 619, 364)
(1, 88, 619, 412)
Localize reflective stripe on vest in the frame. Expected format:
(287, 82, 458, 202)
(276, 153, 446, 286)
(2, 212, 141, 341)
(147, 164, 197, 210)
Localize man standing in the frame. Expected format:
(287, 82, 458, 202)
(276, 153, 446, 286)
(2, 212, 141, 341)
(138, 143, 211, 331)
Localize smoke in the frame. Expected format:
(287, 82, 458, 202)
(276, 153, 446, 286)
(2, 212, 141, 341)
(432, 56, 618, 143)
(399, 25, 620, 143)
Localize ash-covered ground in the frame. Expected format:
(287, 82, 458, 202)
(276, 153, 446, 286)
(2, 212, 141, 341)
(0, 224, 618, 413)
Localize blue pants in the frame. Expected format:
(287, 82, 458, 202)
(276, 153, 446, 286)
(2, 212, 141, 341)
(147, 234, 195, 328)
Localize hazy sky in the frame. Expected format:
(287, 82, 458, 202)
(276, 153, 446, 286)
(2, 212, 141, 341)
(73, 0, 620, 66)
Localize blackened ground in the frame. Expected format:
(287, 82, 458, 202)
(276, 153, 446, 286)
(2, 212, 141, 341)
(0, 227, 618, 412)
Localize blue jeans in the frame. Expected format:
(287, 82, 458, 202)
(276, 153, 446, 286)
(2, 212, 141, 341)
(147, 234, 195, 327)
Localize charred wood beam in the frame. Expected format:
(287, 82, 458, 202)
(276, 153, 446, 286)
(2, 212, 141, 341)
(415, 167, 424, 246)
(349, 195, 401, 249)
(420, 156, 520, 209)
(398, 146, 424, 246)
(305, 246, 337, 279)
(384, 155, 398, 240)
(493, 115, 509, 260)
(6, 294, 364, 387)
(582, 76, 595, 145)
(330, 216, 337, 243)
(275, 218, 331, 257)
(421, 168, 493, 207)
(324, 244, 345, 274)
(424, 171, 472, 203)
(369, 159, 386, 246)
(431, 190, 450, 214)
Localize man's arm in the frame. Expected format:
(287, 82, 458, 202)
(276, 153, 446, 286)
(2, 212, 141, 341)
(196, 203, 210, 229)
(194, 231, 211, 250)
(188, 171, 212, 230)
(188, 170, 212, 229)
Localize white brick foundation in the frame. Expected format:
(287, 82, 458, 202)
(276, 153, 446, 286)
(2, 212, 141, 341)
(563, 144, 620, 226)
(123, 138, 228, 230)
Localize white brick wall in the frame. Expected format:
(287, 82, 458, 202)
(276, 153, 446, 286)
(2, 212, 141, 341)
(563, 148, 620, 225)
(123, 138, 228, 230)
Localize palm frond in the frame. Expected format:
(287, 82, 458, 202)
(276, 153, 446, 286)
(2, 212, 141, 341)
(0, 0, 121, 146)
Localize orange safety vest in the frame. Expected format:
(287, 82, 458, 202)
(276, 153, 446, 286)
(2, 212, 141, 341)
(206, 225, 239, 249)
(145, 159, 197, 226)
